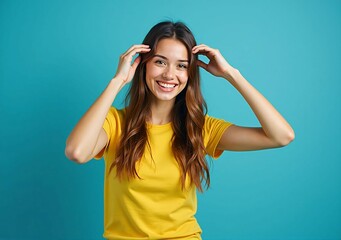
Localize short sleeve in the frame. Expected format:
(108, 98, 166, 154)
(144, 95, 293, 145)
(94, 107, 123, 160)
(204, 115, 233, 159)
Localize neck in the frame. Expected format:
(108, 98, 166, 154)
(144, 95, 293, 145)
(148, 99, 175, 125)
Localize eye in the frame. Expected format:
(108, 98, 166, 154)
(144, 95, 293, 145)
(155, 59, 166, 66)
(178, 63, 188, 69)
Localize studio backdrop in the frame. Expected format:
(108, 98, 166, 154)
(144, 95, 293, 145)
(1, 0, 340, 239)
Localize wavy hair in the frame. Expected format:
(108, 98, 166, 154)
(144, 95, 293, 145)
(109, 21, 209, 192)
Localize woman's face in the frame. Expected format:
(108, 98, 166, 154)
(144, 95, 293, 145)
(145, 38, 189, 103)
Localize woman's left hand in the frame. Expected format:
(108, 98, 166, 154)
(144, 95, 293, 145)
(192, 44, 236, 79)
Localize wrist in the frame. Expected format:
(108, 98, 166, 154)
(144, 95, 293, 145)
(109, 76, 126, 92)
(223, 67, 240, 81)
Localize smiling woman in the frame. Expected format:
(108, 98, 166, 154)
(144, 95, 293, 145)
(65, 21, 294, 240)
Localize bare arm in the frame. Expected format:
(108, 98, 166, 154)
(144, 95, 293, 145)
(65, 78, 122, 164)
(65, 45, 150, 163)
(218, 68, 294, 151)
(192, 44, 294, 151)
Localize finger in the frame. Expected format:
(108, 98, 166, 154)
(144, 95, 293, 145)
(196, 60, 208, 70)
(126, 44, 150, 54)
(129, 47, 150, 57)
(192, 44, 210, 53)
(122, 45, 150, 58)
(120, 48, 150, 65)
(125, 56, 142, 82)
(131, 56, 141, 71)
(192, 44, 209, 49)
(122, 46, 150, 58)
(193, 46, 212, 53)
(192, 46, 213, 55)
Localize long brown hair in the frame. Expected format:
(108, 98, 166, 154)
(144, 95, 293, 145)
(110, 21, 209, 192)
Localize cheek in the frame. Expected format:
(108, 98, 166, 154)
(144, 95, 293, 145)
(146, 63, 162, 78)
(178, 72, 189, 85)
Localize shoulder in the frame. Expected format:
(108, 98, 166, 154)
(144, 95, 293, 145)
(203, 114, 233, 158)
(204, 114, 232, 131)
(107, 107, 126, 123)
(203, 114, 233, 142)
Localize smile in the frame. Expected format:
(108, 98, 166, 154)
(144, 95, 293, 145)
(156, 81, 178, 89)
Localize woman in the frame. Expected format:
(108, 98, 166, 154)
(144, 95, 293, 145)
(65, 21, 294, 240)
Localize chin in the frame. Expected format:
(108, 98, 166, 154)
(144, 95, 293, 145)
(154, 93, 178, 102)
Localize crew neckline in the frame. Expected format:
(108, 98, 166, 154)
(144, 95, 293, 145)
(146, 121, 172, 128)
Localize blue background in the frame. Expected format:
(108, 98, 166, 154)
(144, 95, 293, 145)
(1, 0, 340, 239)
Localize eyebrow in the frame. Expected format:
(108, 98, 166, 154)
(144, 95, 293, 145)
(154, 54, 189, 62)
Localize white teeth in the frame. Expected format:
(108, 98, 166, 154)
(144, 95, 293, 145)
(158, 82, 176, 88)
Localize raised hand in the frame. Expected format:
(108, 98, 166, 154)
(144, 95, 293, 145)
(114, 44, 151, 83)
(192, 44, 235, 79)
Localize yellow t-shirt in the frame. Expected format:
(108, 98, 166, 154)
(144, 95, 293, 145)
(95, 107, 232, 240)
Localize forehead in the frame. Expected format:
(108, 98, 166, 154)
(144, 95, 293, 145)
(155, 38, 188, 60)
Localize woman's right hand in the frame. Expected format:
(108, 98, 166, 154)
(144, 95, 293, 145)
(114, 44, 151, 84)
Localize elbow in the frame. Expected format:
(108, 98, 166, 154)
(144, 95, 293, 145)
(276, 129, 295, 147)
(65, 145, 89, 164)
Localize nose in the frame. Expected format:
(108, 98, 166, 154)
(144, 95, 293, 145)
(162, 65, 175, 80)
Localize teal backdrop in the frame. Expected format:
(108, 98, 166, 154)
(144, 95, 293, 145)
(1, 0, 340, 239)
